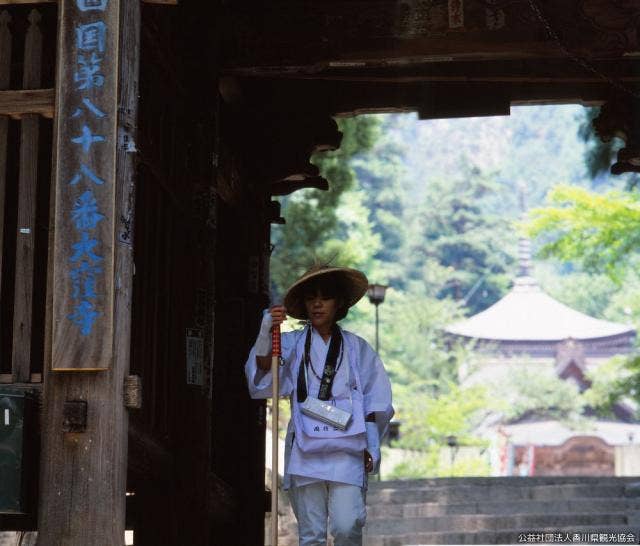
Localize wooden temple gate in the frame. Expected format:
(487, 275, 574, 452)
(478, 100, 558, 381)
(0, 1, 638, 545)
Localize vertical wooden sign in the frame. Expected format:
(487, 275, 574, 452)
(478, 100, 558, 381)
(52, 0, 120, 371)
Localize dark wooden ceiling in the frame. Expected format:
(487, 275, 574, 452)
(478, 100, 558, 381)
(219, 0, 640, 115)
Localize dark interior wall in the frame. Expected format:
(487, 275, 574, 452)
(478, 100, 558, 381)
(212, 134, 271, 545)
(128, 1, 219, 544)
(128, 1, 268, 545)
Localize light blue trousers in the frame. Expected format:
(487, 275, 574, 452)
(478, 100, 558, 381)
(289, 481, 366, 546)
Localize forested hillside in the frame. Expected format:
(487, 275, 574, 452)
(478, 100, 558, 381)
(270, 105, 640, 477)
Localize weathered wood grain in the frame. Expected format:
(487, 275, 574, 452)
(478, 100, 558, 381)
(0, 11, 11, 363)
(12, 9, 42, 383)
(0, 89, 54, 118)
(51, 0, 117, 371)
(39, 0, 139, 542)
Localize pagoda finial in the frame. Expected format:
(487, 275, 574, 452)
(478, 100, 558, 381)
(515, 182, 538, 288)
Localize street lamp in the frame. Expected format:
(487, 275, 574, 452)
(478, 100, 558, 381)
(366, 284, 388, 354)
(446, 435, 458, 476)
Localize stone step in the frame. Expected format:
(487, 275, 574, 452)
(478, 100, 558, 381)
(367, 477, 640, 490)
(368, 483, 634, 505)
(364, 526, 640, 546)
(366, 498, 640, 519)
(365, 512, 629, 535)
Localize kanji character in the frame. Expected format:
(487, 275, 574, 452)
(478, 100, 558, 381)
(68, 299, 100, 336)
(70, 261, 103, 299)
(71, 125, 105, 153)
(76, 21, 106, 52)
(76, 0, 108, 11)
(71, 190, 104, 230)
(72, 98, 106, 119)
(70, 231, 103, 264)
(69, 164, 105, 187)
(75, 53, 104, 90)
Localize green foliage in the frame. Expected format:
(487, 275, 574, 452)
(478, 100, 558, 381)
(351, 115, 409, 286)
(270, 116, 381, 296)
(535, 264, 620, 319)
(498, 367, 586, 423)
(404, 167, 515, 314)
(343, 284, 469, 399)
(394, 382, 494, 451)
(527, 185, 640, 281)
(386, 447, 491, 479)
(385, 382, 494, 478)
(583, 355, 640, 419)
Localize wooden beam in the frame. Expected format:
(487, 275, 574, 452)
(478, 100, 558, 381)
(222, 0, 640, 70)
(228, 56, 640, 84)
(0, 88, 54, 118)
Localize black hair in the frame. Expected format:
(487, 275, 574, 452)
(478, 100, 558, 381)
(301, 272, 349, 321)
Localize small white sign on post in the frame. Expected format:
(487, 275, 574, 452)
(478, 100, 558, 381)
(186, 328, 204, 386)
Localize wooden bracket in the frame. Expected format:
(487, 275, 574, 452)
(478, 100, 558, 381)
(270, 176, 329, 196)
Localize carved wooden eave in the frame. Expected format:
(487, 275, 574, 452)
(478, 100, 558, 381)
(270, 175, 330, 197)
(593, 97, 640, 175)
(220, 86, 343, 195)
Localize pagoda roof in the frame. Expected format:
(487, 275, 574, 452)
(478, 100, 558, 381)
(445, 276, 635, 343)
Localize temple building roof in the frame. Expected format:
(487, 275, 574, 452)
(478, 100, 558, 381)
(445, 239, 635, 344)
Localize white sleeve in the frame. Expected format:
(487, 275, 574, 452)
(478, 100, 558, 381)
(244, 331, 298, 399)
(357, 336, 394, 439)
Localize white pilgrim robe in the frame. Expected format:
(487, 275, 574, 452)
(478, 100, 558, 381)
(245, 326, 394, 490)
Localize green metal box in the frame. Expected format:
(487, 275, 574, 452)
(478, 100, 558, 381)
(0, 389, 33, 514)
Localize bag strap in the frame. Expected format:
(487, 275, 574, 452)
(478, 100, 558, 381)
(317, 325, 342, 400)
(296, 325, 343, 402)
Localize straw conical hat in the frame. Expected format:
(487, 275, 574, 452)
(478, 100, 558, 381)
(283, 265, 368, 319)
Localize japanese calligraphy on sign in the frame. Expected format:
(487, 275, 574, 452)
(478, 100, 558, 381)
(52, 0, 119, 371)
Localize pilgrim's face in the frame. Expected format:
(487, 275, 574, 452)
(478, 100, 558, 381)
(304, 291, 339, 331)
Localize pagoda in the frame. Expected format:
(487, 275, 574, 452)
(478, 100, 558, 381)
(445, 234, 639, 476)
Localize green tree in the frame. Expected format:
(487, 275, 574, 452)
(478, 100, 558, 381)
(526, 184, 640, 413)
(270, 116, 381, 296)
(351, 115, 408, 287)
(499, 367, 586, 423)
(404, 167, 515, 314)
(343, 283, 470, 401)
(526, 184, 640, 281)
(386, 382, 494, 479)
(583, 355, 640, 419)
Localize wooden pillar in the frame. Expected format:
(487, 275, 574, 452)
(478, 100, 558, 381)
(38, 0, 140, 543)
(0, 10, 11, 308)
(12, 9, 42, 383)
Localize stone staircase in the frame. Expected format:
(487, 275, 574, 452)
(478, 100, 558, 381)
(273, 477, 640, 545)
